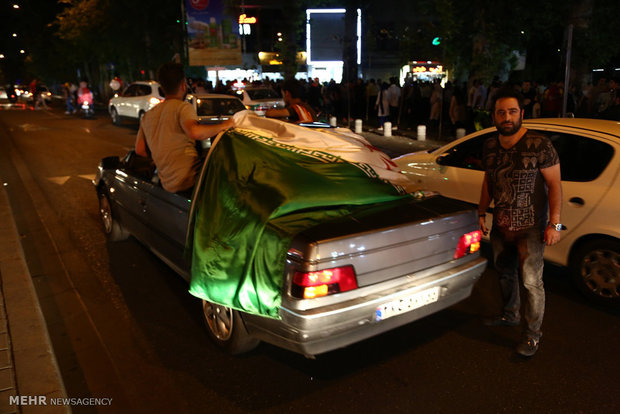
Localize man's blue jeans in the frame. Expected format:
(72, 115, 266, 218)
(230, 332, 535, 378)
(490, 226, 546, 340)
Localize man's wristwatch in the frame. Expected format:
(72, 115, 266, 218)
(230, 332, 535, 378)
(548, 222, 563, 231)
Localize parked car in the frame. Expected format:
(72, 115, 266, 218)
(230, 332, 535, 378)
(93, 118, 486, 356)
(394, 118, 620, 305)
(236, 87, 284, 116)
(108, 81, 164, 125)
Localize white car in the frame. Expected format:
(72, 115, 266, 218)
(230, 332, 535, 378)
(108, 81, 164, 125)
(236, 87, 284, 116)
(394, 118, 620, 306)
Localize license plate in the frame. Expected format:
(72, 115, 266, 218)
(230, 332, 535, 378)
(375, 286, 440, 321)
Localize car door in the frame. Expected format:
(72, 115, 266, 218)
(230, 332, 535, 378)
(117, 84, 138, 117)
(129, 85, 150, 118)
(544, 130, 616, 240)
(140, 181, 192, 277)
(432, 132, 494, 204)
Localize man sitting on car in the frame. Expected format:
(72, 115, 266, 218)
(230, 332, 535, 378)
(266, 79, 318, 123)
(135, 63, 233, 196)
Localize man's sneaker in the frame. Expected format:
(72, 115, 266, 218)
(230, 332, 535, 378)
(516, 336, 539, 357)
(484, 315, 520, 327)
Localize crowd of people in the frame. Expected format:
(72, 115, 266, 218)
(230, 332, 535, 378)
(186, 75, 620, 136)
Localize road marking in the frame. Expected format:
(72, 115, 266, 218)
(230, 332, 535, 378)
(19, 123, 48, 132)
(47, 175, 96, 185)
(47, 176, 70, 185)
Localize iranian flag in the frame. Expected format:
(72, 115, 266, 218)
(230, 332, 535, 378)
(188, 112, 418, 318)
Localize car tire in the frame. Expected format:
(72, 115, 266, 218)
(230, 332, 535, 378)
(202, 300, 259, 354)
(570, 239, 620, 305)
(111, 107, 121, 125)
(98, 192, 130, 242)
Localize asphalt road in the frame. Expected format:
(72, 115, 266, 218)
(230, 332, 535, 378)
(0, 105, 618, 414)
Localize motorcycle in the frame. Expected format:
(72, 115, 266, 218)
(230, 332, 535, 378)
(81, 99, 94, 118)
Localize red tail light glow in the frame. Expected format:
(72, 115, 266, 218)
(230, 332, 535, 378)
(454, 230, 482, 259)
(292, 266, 358, 299)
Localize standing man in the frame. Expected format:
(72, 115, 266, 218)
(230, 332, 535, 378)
(135, 63, 233, 195)
(265, 79, 317, 123)
(386, 77, 401, 128)
(478, 88, 562, 357)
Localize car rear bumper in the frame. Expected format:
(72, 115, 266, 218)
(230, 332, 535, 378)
(243, 256, 486, 356)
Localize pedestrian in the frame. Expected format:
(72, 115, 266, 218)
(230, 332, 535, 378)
(135, 62, 233, 197)
(478, 87, 563, 357)
(386, 77, 401, 128)
(429, 81, 443, 127)
(448, 85, 467, 135)
(375, 82, 390, 129)
(35, 81, 49, 110)
(63, 82, 76, 114)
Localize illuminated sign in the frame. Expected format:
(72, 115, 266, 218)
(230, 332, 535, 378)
(411, 65, 443, 73)
(238, 14, 257, 24)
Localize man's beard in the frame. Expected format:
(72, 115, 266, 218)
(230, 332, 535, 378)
(495, 115, 522, 136)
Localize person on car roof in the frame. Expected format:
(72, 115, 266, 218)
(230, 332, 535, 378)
(265, 79, 318, 123)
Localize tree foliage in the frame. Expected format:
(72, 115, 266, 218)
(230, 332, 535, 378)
(417, 0, 620, 84)
(51, 0, 184, 94)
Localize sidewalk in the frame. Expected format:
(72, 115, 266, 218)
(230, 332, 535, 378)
(0, 182, 68, 413)
(356, 123, 449, 158)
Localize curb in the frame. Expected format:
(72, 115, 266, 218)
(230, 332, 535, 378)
(0, 182, 69, 413)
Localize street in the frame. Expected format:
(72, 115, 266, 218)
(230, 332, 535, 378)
(0, 106, 618, 414)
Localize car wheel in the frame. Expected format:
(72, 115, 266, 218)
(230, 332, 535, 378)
(138, 110, 145, 124)
(98, 192, 129, 241)
(202, 300, 259, 354)
(111, 107, 121, 125)
(571, 239, 620, 305)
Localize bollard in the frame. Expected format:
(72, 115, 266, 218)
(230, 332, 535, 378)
(384, 122, 392, 137)
(417, 125, 426, 141)
(329, 116, 337, 127)
(354, 119, 362, 133)
(456, 128, 466, 139)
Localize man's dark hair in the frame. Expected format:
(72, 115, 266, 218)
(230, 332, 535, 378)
(281, 79, 304, 100)
(157, 62, 185, 95)
(492, 87, 525, 111)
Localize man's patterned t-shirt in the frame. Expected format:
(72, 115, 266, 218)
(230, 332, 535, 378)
(482, 131, 559, 231)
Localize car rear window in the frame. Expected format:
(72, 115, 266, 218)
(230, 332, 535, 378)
(246, 89, 280, 100)
(196, 98, 245, 117)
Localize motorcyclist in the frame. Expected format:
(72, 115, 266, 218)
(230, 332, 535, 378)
(76, 80, 94, 117)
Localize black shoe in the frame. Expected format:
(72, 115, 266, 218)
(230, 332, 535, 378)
(484, 315, 520, 327)
(516, 336, 540, 357)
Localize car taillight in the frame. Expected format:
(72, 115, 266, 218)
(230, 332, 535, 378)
(292, 266, 358, 299)
(454, 230, 482, 259)
(149, 97, 163, 106)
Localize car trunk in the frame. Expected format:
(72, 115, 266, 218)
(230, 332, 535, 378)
(288, 195, 478, 288)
